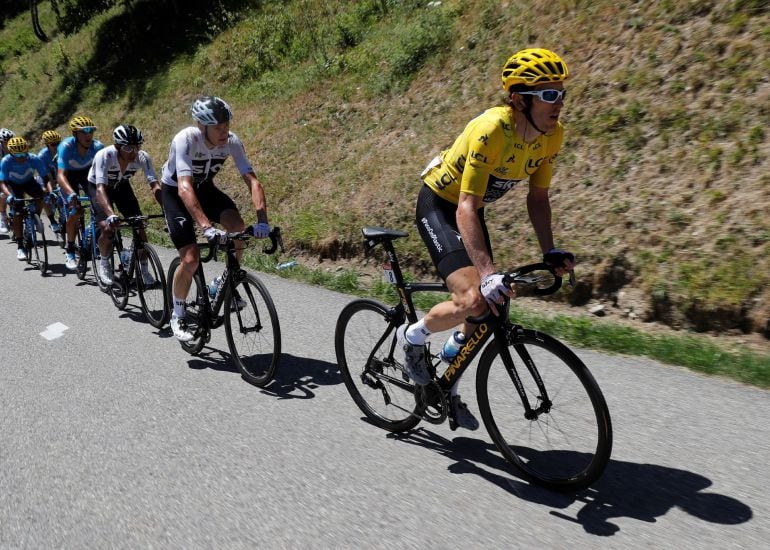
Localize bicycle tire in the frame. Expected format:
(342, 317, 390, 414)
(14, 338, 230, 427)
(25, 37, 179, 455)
(23, 218, 33, 265)
(166, 257, 208, 355)
(31, 214, 48, 275)
(76, 226, 88, 280)
(91, 228, 109, 294)
(136, 243, 169, 328)
(108, 243, 129, 310)
(224, 273, 280, 387)
(335, 299, 420, 433)
(476, 329, 612, 491)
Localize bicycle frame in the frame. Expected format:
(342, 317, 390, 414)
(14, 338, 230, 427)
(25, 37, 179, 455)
(114, 215, 164, 279)
(373, 232, 553, 419)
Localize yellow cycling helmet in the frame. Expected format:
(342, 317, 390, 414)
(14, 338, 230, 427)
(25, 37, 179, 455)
(7, 136, 30, 154)
(69, 115, 97, 133)
(42, 130, 62, 145)
(501, 48, 569, 90)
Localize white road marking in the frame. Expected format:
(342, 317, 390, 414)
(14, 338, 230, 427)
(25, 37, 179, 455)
(40, 322, 69, 341)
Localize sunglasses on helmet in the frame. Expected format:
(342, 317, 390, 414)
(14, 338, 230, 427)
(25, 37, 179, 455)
(517, 89, 567, 104)
(78, 126, 97, 134)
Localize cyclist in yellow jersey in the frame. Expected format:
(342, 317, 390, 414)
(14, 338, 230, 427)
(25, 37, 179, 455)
(398, 48, 576, 430)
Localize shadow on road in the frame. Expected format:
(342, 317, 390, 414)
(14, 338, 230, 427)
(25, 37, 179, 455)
(182, 349, 341, 400)
(387, 429, 752, 536)
(258, 354, 342, 400)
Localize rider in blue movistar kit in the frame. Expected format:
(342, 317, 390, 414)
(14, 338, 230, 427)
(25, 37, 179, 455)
(0, 137, 53, 260)
(57, 116, 104, 270)
(0, 128, 16, 234)
(36, 130, 63, 233)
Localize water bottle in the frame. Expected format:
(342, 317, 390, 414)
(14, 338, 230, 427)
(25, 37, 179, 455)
(276, 260, 297, 270)
(208, 276, 223, 299)
(439, 331, 466, 363)
(120, 244, 132, 266)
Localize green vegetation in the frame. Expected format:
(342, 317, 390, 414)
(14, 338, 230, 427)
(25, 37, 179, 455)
(1, 1, 768, 367)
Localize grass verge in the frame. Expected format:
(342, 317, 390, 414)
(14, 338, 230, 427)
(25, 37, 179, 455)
(239, 252, 770, 390)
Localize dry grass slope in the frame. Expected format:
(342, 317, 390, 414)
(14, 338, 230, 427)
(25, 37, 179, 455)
(0, 0, 768, 340)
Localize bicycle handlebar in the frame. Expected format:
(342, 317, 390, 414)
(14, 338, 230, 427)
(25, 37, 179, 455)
(466, 262, 571, 324)
(199, 226, 284, 263)
(114, 214, 165, 228)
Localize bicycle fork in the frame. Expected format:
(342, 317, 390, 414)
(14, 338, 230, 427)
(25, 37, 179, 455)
(501, 328, 552, 420)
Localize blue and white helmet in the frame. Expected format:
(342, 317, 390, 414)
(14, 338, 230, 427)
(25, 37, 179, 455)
(0, 128, 16, 142)
(191, 96, 233, 126)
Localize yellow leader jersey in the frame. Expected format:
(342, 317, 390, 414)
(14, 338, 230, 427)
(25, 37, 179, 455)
(421, 106, 563, 205)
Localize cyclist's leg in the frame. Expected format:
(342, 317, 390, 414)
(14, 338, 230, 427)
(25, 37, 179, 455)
(63, 172, 86, 245)
(414, 184, 490, 335)
(163, 183, 200, 329)
(8, 184, 24, 249)
(207, 186, 245, 261)
(87, 182, 115, 259)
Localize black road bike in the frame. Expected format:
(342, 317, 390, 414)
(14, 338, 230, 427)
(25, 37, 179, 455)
(107, 214, 170, 328)
(166, 228, 283, 387)
(335, 227, 613, 491)
(14, 198, 48, 275)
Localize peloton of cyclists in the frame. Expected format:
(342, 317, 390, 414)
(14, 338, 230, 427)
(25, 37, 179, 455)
(87, 124, 162, 286)
(0, 137, 54, 260)
(0, 128, 17, 234)
(160, 96, 271, 342)
(398, 48, 576, 430)
(57, 115, 104, 271)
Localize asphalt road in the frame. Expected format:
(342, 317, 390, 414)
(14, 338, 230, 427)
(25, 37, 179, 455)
(1, 234, 768, 549)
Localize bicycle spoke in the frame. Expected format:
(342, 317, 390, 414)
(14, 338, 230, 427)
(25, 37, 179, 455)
(225, 274, 280, 387)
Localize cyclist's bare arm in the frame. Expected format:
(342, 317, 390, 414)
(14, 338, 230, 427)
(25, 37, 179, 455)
(95, 184, 114, 219)
(526, 184, 555, 254)
(150, 181, 162, 205)
(57, 168, 75, 197)
(456, 191, 494, 278)
(177, 175, 211, 229)
(243, 171, 268, 224)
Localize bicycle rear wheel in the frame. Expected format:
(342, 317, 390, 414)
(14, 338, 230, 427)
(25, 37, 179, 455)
(224, 273, 280, 387)
(136, 243, 169, 328)
(166, 257, 208, 355)
(335, 299, 420, 432)
(476, 329, 612, 491)
(30, 214, 48, 275)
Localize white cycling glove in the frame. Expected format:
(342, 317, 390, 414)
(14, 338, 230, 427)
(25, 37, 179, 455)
(203, 226, 227, 244)
(105, 214, 119, 226)
(480, 273, 509, 304)
(251, 222, 270, 239)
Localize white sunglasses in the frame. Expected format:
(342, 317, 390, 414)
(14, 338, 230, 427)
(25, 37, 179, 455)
(516, 89, 567, 104)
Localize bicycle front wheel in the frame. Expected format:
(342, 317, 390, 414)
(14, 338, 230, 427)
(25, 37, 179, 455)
(136, 243, 169, 328)
(335, 299, 420, 433)
(30, 214, 48, 275)
(476, 330, 612, 491)
(109, 241, 129, 310)
(224, 273, 280, 387)
(91, 236, 110, 293)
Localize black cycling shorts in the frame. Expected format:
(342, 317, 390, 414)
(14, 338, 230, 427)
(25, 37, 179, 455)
(415, 184, 491, 281)
(63, 168, 89, 195)
(86, 181, 142, 223)
(8, 181, 45, 200)
(162, 183, 237, 249)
